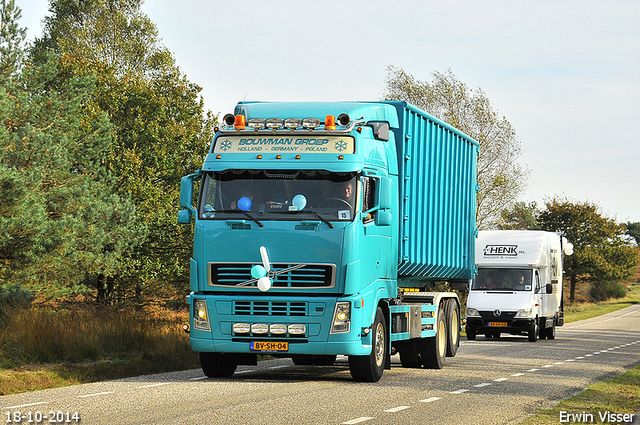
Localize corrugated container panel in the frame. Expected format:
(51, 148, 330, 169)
(387, 102, 478, 281)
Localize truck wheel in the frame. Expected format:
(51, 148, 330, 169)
(420, 307, 446, 369)
(200, 352, 237, 378)
(399, 341, 421, 368)
(445, 299, 460, 357)
(527, 321, 538, 342)
(349, 307, 386, 382)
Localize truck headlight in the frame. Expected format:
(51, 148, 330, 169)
(193, 299, 211, 331)
(515, 308, 533, 318)
(466, 308, 480, 317)
(331, 302, 351, 334)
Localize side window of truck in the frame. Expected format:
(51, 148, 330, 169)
(362, 177, 377, 223)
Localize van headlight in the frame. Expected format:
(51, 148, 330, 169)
(466, 308, 480, 317)
(515, 308, 533, 318)
(331, 302, 351, 334)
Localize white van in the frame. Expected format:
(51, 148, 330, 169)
(465, 230, 573, 342)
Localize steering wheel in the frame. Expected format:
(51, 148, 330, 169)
(319, 197, 353, 209)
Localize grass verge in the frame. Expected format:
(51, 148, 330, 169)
(520, 362, 640, 424)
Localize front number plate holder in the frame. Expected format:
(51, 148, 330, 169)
(250, 341, 289, 352)
(487, 322, 508, 327)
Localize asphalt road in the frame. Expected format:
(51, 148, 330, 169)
(2, 304, 640, 425)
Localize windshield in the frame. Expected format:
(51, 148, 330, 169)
(198, 170, 357, 222)
(471, 268, 533, 291)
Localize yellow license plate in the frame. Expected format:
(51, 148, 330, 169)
(488, 322, 508, 327)
(250, 341, 289, 352)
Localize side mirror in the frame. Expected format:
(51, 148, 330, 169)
(375, 210, 392, 227)
(546, 283, 553, 294)
(177, 209, 192, 224)
(180, 175, 194, 209)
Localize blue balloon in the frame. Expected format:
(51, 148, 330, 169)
(251, 265, 267, 279)
(237, 196, 252, 211)
(292, 194, 307, 210)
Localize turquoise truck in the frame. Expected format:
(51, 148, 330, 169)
(178, 101, 478, 381)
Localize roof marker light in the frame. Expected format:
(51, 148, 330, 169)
(325, 115, 336, 130)
(234, 115, 246, 130)
(338, 155, 344, 160)
(302, 117, 321, 129)
(257, 155, 263, 159)
(266, 118, 284, 129)
(276, 155, 282, 159)
(216, 154, 222, 159)
(284, 118, 302, 129)
(247, 118, 265, 129)
(295, 155, 301, 159)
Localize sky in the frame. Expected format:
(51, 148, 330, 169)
(18, 0, 640, 224)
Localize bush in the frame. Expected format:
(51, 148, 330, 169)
(588, 280, 627, 302)
(0, 284, 34, 324)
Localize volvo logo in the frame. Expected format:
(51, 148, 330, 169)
(493, 309, 502, 317)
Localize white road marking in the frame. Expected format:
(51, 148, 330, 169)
(78, 391, 114, 398)
(511, 373, 525, 376)
(474, 383, 492, 387)
(450, 389, 469, 394)
(189, 376, 209, 381)
(419, 397, 442, 403)
(385, 406, 410, 413)
(3, 402, 48, 409)
(493, 378, 509, 382)
(341, 417, 374, 424)
(527, 368, 540, 372)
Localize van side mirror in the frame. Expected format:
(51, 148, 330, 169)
(546, 283, 553, 294)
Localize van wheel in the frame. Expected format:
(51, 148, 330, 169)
(420, 306, 446, 369)
(546, 323, 556, 340)
(445, 299, 460, 357)
(200, 352, 237, 378)
(349, 307, 386, 382)
(527, 321, 538, 342)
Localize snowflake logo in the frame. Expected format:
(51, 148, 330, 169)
(334, 139, 348, 152)
(219, 139, 232, 151)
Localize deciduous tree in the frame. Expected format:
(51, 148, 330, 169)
(382, 66, 529, 228)
(538, 198, 638, 302)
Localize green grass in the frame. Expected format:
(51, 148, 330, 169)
(520, 363, 640, 425)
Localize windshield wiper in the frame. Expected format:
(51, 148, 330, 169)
(213, 209, 263, 227)
(272, 210, 334, 229)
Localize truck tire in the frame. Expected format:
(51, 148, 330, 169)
(445, 299, 460, 357)
(420, 307, 446, 369)
(200, 352, 237, 378)
(349, 307, 386, 382)
(527, 320, 538, 342)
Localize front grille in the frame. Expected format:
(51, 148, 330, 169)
(479, 311, 517, 320)
(209, 262, 335, 288)
(234, 301, 308, 316)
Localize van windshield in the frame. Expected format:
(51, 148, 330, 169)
(471, 268, 533, 291)
(198, 170, 357, 222)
